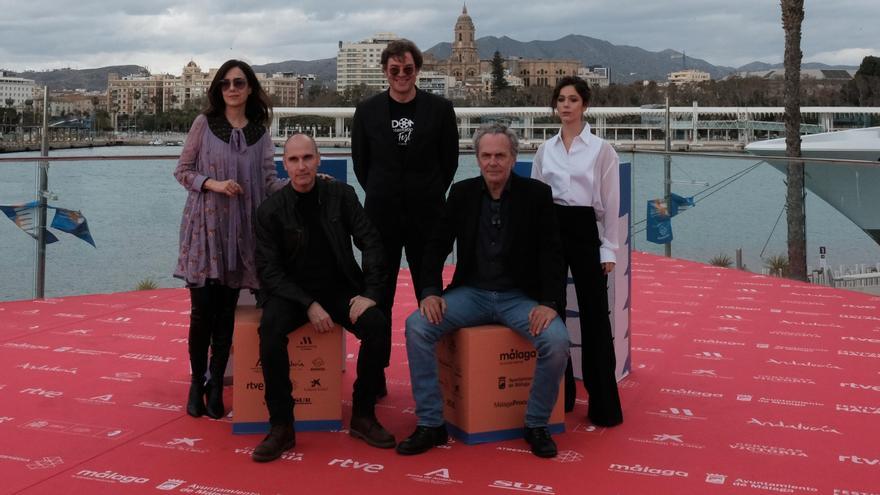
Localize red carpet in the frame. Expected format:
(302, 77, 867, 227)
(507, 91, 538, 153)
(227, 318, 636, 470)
(1, 252, 878, 494)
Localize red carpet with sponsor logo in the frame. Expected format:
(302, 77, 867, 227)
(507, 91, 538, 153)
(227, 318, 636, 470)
(1, 252, 878, 495)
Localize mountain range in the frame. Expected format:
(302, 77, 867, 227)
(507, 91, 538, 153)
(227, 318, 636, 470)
(5, 34, 857, 91)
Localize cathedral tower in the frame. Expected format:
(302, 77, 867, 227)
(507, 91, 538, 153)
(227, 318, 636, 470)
(449, 5, 481, 85)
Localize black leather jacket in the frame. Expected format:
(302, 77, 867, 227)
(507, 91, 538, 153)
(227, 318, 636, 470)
(254, 179, 387, 308)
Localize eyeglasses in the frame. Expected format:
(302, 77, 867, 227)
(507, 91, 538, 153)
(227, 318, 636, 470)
(220, 78, 248, 91)
(388, 65, 416, 77)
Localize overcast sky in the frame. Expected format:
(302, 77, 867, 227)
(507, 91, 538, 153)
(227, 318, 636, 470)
(1, 0, 876, 74)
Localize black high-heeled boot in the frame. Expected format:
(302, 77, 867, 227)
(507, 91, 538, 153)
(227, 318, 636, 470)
(188, 286, 212, 417)
(205, 378, 225, 419)
(205, 285, 238, 420)
(187, 379, 207, 417)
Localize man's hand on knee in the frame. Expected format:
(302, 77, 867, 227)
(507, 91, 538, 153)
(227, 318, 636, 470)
(419, 295, 447, 325)
(307, 302, 334, 333)
(349, 295, 376, 323)
(528, 304, 557, 336)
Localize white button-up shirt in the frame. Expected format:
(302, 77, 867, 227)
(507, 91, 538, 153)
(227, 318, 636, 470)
(532, 122, 620, 264)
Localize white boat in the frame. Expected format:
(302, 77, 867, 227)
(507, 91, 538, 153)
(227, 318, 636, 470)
(745, 127, 880, 244)
(148, 138, 164, 146)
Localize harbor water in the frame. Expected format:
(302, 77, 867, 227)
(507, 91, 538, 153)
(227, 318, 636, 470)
(1, 146, 878, 302)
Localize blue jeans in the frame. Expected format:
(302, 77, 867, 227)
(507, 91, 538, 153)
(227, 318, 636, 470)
(405, 286, 570, 428)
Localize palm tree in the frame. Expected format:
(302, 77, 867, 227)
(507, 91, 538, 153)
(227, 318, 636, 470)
(781, 0, 807, 281)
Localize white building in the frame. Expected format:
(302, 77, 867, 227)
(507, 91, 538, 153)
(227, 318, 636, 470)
(481, 71, 524, 97)
(418, 71, 459, 98)
(0, 74, 38, 109)
(668, 69, 711, 85)
(336, 32, 400, 92)
(578, 66, 610, 88)
(161, 60, 212, 111)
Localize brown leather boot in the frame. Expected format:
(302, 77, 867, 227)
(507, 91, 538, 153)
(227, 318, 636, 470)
(350, 414, 396, 449)
(252, 424, 296, 462)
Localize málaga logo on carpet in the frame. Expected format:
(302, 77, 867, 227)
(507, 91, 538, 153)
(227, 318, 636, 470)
(607, 463, 688, 478)
(659, 387, 723, 399)
(73, 469, 149, 484)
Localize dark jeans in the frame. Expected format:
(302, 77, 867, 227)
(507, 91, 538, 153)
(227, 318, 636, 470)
(555, 204, 623, 425)
(258, 291, 389, 426)
(188, 282, 241, 384)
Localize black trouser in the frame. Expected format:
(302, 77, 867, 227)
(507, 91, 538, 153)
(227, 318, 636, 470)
(555, 205, 623, 425)
(366, 205, 435, 368)
(258, 291, 389, 426)
(188, 282, 241, 384)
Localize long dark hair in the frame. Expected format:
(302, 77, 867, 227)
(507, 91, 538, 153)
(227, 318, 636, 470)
(204, 59, 272, 127)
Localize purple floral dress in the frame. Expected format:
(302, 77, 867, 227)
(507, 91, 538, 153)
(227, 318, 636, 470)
(174, 114, 287, 289)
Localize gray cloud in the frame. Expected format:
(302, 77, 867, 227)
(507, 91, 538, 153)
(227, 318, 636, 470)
(1, 0, 876, 74)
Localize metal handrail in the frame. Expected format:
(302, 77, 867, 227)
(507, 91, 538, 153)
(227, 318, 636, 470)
(2, 150, 878, 166)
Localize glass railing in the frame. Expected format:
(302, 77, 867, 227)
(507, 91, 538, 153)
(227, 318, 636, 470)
(622, 149, 880, 291)
(2, 146, 879, 302)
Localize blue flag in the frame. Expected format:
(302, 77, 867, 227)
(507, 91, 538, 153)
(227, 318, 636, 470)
(50, 207, 96, 247)
(669, 193, 695, 217)
(646, 199, 672, 244)
(0, 202, 60, 243)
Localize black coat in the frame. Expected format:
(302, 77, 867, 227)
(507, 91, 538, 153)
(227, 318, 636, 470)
(254, 179, 386, 308)
(420, 174, 566, 311)
(351, 89, 459, 222)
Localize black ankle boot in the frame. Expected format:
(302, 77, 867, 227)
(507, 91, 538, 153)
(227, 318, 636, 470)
(205, 379, 225, 419)
(186, 380, 207, 417)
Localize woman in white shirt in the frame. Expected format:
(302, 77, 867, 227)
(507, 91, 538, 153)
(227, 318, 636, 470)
(531, 76, 623, 427)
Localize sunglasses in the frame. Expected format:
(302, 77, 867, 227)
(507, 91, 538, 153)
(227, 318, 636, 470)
(220, 78, 247, 91)
(388, 65, 416, 77)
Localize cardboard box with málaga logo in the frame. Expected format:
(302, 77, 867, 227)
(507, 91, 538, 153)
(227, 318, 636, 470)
(231, 305, 342, 434)
(437, 325, 564, 444)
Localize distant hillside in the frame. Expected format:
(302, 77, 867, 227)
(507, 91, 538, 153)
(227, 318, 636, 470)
(9, 37, 861, 92)
(735, 61, 857, 72)
(11, 66, 147, 92)
(426, 34, 735, 84)
(252, 58, 336, 82)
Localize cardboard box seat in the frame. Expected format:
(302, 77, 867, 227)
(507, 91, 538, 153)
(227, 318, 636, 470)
(231, 305, 342, 434)
(437, 324, 564, 444)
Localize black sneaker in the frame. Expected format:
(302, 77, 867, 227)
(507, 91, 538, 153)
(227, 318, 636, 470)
(350, 414, 396, 449)
(252, 424, 295, 463)
(396, 424, 448, 455)
(524, 426, 557, 458)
